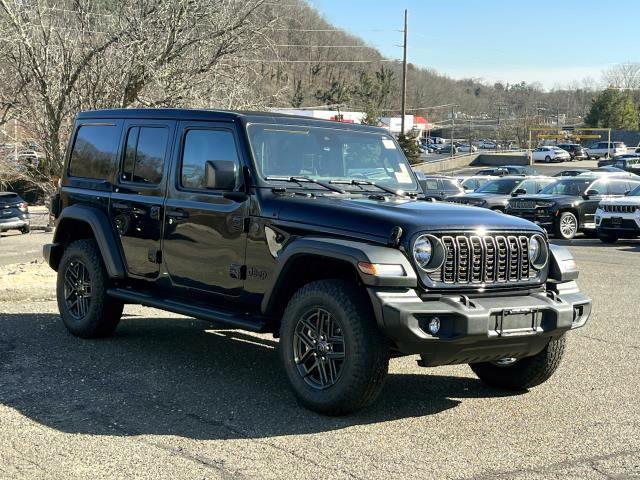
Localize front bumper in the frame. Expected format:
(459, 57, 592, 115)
(506, 209, 555, 229)
(368, 283, 591, 366)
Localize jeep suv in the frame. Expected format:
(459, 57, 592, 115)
(44, 109, 592, 415)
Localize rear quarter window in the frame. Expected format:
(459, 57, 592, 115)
(68, 124, 120, 180)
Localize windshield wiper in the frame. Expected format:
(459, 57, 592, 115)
(329, 179, 412, 197)
(264, 176, 346, 194)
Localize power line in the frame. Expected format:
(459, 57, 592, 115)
(271, 44, 380, 48)
(238, 59, 396, 63)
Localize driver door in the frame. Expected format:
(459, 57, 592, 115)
(161, 121, 248, 297)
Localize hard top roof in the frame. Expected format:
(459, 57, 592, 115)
(76, 108, 386, 134)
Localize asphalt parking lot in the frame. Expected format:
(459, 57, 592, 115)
(0, 226, 638, 479)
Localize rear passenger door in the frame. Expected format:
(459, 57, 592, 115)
(109, 119, 176, 279)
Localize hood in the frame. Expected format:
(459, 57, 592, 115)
(510, 194, 579, 206)
(449, 192, 511, 205)
(599, 195, 640, 206)
(269, 194, 542, 240)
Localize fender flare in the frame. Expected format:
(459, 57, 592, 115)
(261, 236, 417, 315)
(548, 243, 578, 282)
(53, 204, 125, 279)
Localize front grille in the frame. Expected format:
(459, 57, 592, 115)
(510, 200, 536, 209)
(435, 234, 533, 285)
(602, 204, 637, 213)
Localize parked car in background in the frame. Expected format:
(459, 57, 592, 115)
(583, 168, 640, 179)
(611, 154, 640, 173)
(459, 175, 498, 191)
(506, 176, 640, 239)
(586, 141, 627, 159)
(597, 157, 616, 167)
(415, 173, 465, 200)
(531, 146, 571, 163)
(447, 176, 555, 212)
(456, 144, 478, 153)
(0, 192, 30, 234)
(476, 165, 536, 177)
(477, 140, 500, 149)
(556, 143, 588, 161)
(437, 144, 457, 155)
(595, 183, 640, 243)
(554, 168, 591, 177)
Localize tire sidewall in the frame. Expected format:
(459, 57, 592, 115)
(57, 240, 110, 337)
(556, 212, 578, 239)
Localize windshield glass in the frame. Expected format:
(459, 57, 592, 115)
(540, 178, 593, 195)
(247, 124, 418, 191)
(629, 185, 640, 196)
(475, 178, 521, 194)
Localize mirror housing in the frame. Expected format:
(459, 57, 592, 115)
(511, 188, 527, 196)
(205, 160, 237, 191)
(582, 189, 599, 199)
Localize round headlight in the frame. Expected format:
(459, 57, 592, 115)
(528, 235, 548, 270)
(529, 236, 541, 263)
(413, 235, 433, 270)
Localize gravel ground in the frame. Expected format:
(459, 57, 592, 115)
(0, 234, 638, 479)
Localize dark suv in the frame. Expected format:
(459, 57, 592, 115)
(556, 144, 587, 161)
(44, 109, 591, 415)
(414, 173, 464, 200)
(506, 175, 640, 239)
(0, 192, 30, 234)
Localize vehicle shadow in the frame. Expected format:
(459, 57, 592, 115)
(0, 313, 520, 440)
(552, 238, 640, 252)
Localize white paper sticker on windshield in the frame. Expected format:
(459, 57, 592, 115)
(395, 163, 412, 183)
(382, 139, 396, 149)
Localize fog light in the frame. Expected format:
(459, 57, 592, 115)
(428, 317, 441, 335)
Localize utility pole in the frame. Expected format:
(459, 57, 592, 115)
(400, 9, 408, 138)
(450, 105, 456, 158)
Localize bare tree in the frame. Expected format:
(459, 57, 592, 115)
(603, 63, 640, 90)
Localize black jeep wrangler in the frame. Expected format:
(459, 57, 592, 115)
(44, 109, 591, 415)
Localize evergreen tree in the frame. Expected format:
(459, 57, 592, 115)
(397, 131, 422, 165)
(585, 88, 639, 130)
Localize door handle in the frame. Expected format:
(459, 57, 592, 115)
(166, 208, 189, 220)
(112, 201, 131, 212)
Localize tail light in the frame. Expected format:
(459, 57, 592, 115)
(18, 202, 28, 212)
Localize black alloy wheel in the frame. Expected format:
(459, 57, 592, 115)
(63, 260, 92, 320)
(293, 307, 346, 389)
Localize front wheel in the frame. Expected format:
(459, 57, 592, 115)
(20, 226, 30, 234)
(555, 211, 578, 239)
(545, 155, 551, 163)
(470, 335, 566, 390)
(279, 280, 389, 415)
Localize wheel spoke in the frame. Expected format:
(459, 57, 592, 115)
(317, 358, 329, 386)
(295, 347, 313, 365)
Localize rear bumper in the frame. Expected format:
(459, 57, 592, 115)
(368, 283, 591, 366)
(0, 216, 29, 230)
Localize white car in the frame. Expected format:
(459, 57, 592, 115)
(478, 140, 500, 149)
(531, 146, 570, 163)
(456, 144, 478, 153)
(595, 184, 640, 243)
(586, 141, 627, 159)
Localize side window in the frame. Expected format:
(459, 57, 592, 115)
(68, 124, 120, 179)
(517, 179, 536, 193)
(122, 127, 168, 184)
(608, 181, 628, 195)
(181, 129, 239, 190)
(423, 179, 438, 191)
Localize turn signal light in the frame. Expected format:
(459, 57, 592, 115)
(357, 262, 405, 277)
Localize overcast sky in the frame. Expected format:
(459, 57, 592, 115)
(307, 0, 639, 89)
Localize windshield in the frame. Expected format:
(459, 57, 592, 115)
(475, 178, 521, 194)
(540, 178, 593, 195)
(629, 185, 640, 196)
(247, 124, 418, 191)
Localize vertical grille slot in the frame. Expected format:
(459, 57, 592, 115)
(483, 236, 496, 283)
(456, 236, 470, 283)
(470, 236, 483, 283)
(442, 236, 456, 284)
(507, 236, 520, 281)
(495, 236, 508, 282)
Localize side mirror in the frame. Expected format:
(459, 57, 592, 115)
(583, 189, 599, 199)
(205, 160, 237, 190)
(624, 190, 631, 196)
(511, 188, 527, 196)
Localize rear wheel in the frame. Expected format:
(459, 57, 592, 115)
(20, 226, 30, 234)
(555, 211, 578, 239)
(544, 155, 551, 163)
(279, 280, 389, 415)
(470, 335, 566, 390)
(57, 239, 123, 338)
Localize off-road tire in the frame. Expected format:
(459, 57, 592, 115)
(470, 335, 566, 390)
(555, 211, 578, 239)
(598, 232, 618, 243)
(279, 280, 389, 415)
(57, 239, 123, 338)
